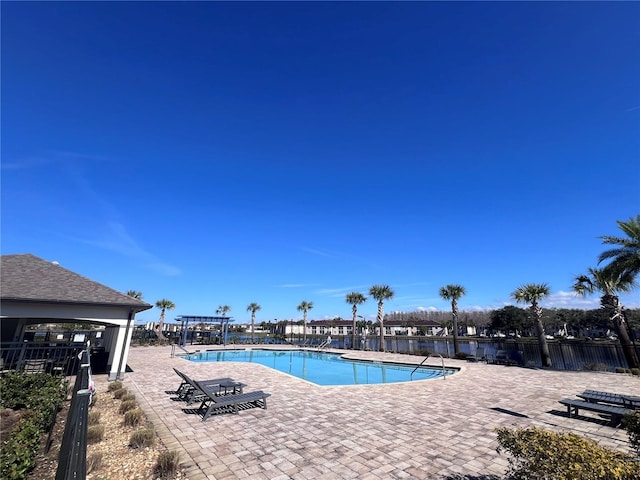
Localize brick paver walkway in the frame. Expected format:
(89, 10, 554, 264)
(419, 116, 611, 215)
(115, 345, 638, 479)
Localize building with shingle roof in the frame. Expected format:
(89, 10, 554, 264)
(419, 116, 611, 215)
(1, 253, 152, 380)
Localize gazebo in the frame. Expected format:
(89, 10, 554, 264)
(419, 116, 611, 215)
(0, 254, 152, 380)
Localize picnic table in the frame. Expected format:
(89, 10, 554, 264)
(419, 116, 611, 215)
(559, 389, 638, 427)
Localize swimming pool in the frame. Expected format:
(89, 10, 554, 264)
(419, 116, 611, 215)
(182, 349, 456, 386)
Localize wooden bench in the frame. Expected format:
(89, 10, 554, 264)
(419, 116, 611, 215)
(559, 398, 631, 426)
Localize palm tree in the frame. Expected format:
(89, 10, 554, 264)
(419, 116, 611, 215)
(573, 267, 638, 369)
(246, 302, 261, 344)
(512, 284, 552, 368)
(296, 301, 313, 342)
(599, 214, 640, 282)
(155, 299, 175, 341)
(439, 284, 466, 356)
(345, 292, 367, 350)
(216, 305, 231, 343)
(368, 285, 394, 352)
(126, 290, 143, 300)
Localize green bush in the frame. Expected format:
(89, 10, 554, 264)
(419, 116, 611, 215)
(631, 368, 640, 376)
(0, 373, 66, 480)
(496, 426, 640, 479)
(129, 428, 155, 448)
(622, 411, 640, 456)
(0, 413, 41, 480)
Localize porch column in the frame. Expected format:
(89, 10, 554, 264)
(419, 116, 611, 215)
(108, 325, 133, 381)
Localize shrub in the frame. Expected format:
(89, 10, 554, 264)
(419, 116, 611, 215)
(154, 450, 180, 478)
(0, 413, 41, 479)
(87, 452, 103, 473)
(454, 352, 469, 360)
(123, 408, 143, 427)
(88, 410, 101, 425)
(107, 381, 123, 392)
(631, 368, 640, 376)
(496, 425, 640, 479)
(113, 388, 128, 399)
(120, 393, 136, 403)
(119, 400, 137, 414)
(129, 428, 155, 448)
(615, 367, 629, 374)
(0, 373, 66, 480)
(87, 425, 105, 444)
(622, 411, 640, 456)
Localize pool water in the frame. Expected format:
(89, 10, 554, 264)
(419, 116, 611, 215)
(182, 349, 456, 386)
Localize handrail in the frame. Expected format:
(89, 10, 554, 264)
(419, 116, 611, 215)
(316, 340, 328, 351)
(410, 354, 447, 381)
(410, 355, 430, 380)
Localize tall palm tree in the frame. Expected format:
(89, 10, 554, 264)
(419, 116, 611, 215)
(573, 267, 638, 369)
(439, 284, 466, 356)
(599, 214, 640, 282)
(246, 302, 261, 344)
(345, 292, 367, 350)
(512, 284, 552, 368)
(296, 301, 313, 342)
(368, 285, 394, 352)
(216, 305, 231, 342)
(155, 299, 175, 341)
(126, 290, 143, 300)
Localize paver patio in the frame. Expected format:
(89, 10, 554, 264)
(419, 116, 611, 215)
(112, 345, 638, 479)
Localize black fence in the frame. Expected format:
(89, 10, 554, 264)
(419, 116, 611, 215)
(0, 341, 87, 376)
(321, 335, 637, 371)
(128, 327, 639, 371)
(55, 348, 93, 480)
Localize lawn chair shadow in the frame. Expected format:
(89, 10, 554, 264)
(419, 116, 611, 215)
(547, 408, 612, 427)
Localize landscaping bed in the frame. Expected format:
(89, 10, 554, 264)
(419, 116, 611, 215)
(2, 373, 186, 480)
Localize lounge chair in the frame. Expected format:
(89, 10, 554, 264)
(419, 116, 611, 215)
(490, 350, 523, 366)
(172, 368, 236, 402)
(194, 380, 270, 420)
(492, 350, 509, 365)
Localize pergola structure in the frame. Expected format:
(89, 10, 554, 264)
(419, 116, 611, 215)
(176, 315, 234, 347)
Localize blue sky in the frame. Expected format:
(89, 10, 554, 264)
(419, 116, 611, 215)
(2, 2, 639, 325)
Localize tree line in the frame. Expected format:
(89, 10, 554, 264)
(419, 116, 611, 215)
(130, 214, 640, 369)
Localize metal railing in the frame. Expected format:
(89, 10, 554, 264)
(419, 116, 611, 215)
(1, 341, 87, 376)
(55, 347, 93, 480)
(410, 354, 446, 381)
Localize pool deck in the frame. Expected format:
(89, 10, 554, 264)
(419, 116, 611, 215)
(108, 345, 639, 479)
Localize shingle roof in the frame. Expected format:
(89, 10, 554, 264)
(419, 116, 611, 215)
(1, 254, 152, 312)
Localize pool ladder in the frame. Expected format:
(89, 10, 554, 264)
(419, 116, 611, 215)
(410, 354, 446, 381)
